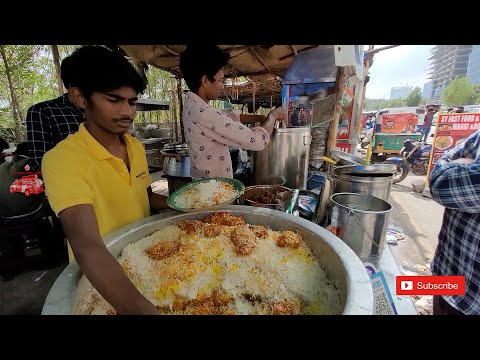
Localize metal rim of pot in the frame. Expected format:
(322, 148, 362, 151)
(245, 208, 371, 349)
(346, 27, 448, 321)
(42, 206, 374, 315)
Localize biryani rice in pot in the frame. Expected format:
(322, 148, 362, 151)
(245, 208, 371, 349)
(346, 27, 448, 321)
(42, 206, 374, 315)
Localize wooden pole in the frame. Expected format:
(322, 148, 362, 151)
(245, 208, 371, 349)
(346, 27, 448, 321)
(252, 82, 256, 114)
(51, 45, 65, 95)
(347, 45, 374, 153)
(170, 77, 179, 142)
(177, 77, 185, 143)
(326, 66, 348, 158)
(358, 45, 374, 117)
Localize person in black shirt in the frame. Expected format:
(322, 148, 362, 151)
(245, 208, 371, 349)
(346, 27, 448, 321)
(26, 49, 86, 169)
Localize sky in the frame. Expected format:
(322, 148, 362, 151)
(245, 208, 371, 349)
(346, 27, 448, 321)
(364, 45, 435, 99)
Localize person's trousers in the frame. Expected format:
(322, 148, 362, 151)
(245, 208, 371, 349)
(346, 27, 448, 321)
(432, 295, 464, 315)
(422, 126, 431, 142)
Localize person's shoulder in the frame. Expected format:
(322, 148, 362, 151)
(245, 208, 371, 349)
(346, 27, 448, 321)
(42, 132, 87, 165)
(27, 95, 64, 113)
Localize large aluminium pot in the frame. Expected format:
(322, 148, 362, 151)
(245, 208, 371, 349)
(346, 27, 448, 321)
(333, 164, 396, 202)
(254, 127, 311, 189)
(42, 206, 373, 315)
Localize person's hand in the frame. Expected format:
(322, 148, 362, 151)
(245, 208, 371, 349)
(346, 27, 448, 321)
(450, 158, 475, 165)
(267, 107, 287, 122)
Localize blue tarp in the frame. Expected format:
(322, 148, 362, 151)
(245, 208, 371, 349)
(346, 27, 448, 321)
(282, 47, 337, 85)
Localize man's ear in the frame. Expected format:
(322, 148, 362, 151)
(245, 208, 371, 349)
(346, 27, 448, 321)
(201, 75, 209, 87)
(69, 87, 87, 110)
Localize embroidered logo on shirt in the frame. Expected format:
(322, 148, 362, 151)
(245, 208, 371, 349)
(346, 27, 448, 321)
(136, 171, 147, 178)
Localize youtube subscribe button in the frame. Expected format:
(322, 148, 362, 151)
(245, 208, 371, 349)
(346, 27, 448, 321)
(396, 276, 465, 296)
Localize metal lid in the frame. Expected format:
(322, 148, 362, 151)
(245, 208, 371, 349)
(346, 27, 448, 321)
(163, 142, 188, 151)
(331, 150, 367, 166)
(333, 164, 397, 176)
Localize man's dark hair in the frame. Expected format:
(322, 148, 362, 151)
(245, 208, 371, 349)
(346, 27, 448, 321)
(61, 45, 147, 99)
(179, 45, 230, 93)
(14, 142, 30, 157)
(0, 137, 8, 151)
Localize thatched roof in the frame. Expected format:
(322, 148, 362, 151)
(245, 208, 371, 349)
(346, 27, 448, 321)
(117, 45, 332, 106)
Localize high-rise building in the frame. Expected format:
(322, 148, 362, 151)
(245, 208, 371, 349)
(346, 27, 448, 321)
(423, 81, 433, 99)
(467, 45, 480, 84)
(427, 45, 473, 100)
(390, 86, 413, 99)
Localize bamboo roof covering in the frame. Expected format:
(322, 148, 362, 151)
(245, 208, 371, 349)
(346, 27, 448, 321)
(117, 45, 332, 106)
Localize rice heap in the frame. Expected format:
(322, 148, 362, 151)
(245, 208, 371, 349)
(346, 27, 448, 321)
(173, 180, 238, 209)
(83, 212, 342, 315)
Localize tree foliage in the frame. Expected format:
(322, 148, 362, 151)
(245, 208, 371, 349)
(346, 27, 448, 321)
(0, 45, 178, 143)
(441, 76, 476, 106)
(405, 86, 422, 106)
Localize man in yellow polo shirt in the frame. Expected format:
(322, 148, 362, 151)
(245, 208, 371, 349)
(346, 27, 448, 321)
(42, 46, 168, 315)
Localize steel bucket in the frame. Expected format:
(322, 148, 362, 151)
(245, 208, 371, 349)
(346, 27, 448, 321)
(329, 193, 392, 264)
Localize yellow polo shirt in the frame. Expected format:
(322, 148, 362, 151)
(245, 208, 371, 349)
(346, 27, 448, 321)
(42, 123, 151, 261)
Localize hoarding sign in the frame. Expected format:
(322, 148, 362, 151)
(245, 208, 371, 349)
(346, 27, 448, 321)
(427, 113, 480, 178)
(381, 113, 418, 134)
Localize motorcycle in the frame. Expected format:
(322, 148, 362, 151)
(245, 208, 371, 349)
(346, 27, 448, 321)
(382, 139, 432, 184)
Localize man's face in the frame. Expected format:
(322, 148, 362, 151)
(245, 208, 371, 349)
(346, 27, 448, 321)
(204, 69, 225, 101)
(83, 86, 138, 135)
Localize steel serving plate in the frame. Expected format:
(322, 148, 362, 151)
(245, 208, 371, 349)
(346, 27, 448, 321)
(167, 177, 245, 213)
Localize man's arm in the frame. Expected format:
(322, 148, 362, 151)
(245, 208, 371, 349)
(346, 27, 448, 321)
(26, 106, 53, 170)
(429, 132, 480, 213)
(147, 186, 169, 213)
(59, 204, 159, 315)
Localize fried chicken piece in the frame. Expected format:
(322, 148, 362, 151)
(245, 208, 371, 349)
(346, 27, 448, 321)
(145, 241, 181, 260)
(177, 220, 204, 235)
(212, 288, 234, 307)
(230, 226, 257, 255)
(270, 299, 302, 315)
(276, 230, 302, 249)
(202, 212, 245, 227)
(203, 224, 223, 238)
(249, 225, 269, 239)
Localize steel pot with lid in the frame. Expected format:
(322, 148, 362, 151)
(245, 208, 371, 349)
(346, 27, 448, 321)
(333, 164, 396, 202)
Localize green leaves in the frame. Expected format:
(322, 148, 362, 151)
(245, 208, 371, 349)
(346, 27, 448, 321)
(441, 76, 475, 106)
(405, 86, 422, 107)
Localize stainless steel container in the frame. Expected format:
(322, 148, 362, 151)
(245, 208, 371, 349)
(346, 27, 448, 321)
(333, 164, 396, 202)
(254, 127, 311, 189)
(42, 206, 374, 315)
(330, 193, 392, 264)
